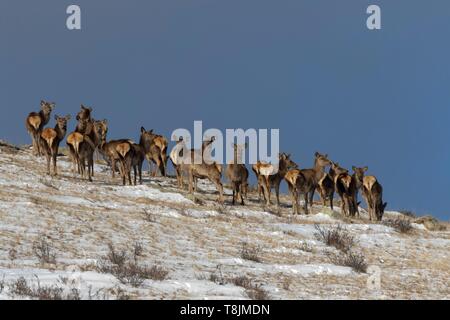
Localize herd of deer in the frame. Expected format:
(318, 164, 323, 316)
(25, 101, 387, 221)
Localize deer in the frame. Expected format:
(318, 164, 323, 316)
(170, 136, 186, 188)
(362, 175, 387, 221)
(76, 120, 108, 182)
(39, 115, 71, 176)
(112, 140, 145, 185)
(252, 153, 297, 207)
(67, 105, 95, 176)
(352, 166, 368, 216)
(139, 127, 166, 177)
(330, 162, 358, 217)
(284, 169, 312, 215)
(226, 143, 249, 205)
(283, 152, 331, 214)
(25, 100, 55, 156)
(177, 137, 223, 203)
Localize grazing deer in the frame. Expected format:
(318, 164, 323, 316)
(362, 176, 387, 221)
(25, 100, 55, 156)
(252, 153, 297, 207)
(40, 115, 71, 176)
(226, 143, 249, 205)
(331, 162, 358, 217)
(139, 127, 166, 177)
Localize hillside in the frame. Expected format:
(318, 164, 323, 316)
(0, 141, 448, 300)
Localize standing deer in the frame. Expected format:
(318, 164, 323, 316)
(177, 137, 223, 203)
(283, 152, 331, 214)
(252, 153, 297, 207)
(362, 175, 387, 221)
(352, 166, 368, 216)
(331, 162, 358, 217)
(139, 127, 166, 177)
(67, 105, 95, 176)
(76, 120, 108, 182)
(284, 169, 310, 215)
(25, 100, 55, 156)
(226, 143, 249, 205)
(170, 136, 186, 188)
(40, 115, 71, 176)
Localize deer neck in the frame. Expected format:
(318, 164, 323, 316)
(278, 159, 289, 176)
(55, 125, 66, 142)
(40, 110, 51, 126)
(313, 160, 327, 180)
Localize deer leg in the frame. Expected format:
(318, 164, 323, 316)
(46, 154, 51, 175)
(133, 165, 137, 185)
(330, 191, 334, 211)
(213, 179, 224, 204)
(275, 182, 280, 208)
(239, 183, 245, 205)
(303, 192, 309, 215)
(52, 150, 57, 176)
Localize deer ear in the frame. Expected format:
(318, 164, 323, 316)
(149, 129, 154, 134)
(141, 126, 146, 134)
(382, 202, 387, 210)
(363, 166, 368, 172)
(103, 119, 108, 125)
(54, 115, 59, 120)
(40, 100, 45, 106)
(65, 115, 71, 121)
(315, 152, 319, 157)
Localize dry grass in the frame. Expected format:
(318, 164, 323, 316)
(314, 224, 355, 253)
(240, 242, 262, 263)
(384, 218, 413, 234)
(32, 235, 57, 265)
(97, 243, 169, 287)
(326, 250, 368, 273)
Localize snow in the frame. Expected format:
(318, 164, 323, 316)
(0, 145, 449, 300)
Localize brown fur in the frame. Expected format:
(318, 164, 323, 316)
(40, 115, 70, 176)
(331, 162, 358, 217)
(226, 144, 249, 205)
(139, 127, 166, 177)
(362, 175, 387, 221)
(25, 100, 55, 156)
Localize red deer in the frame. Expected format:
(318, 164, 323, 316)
(331, 162, 358, 217)
(226, 143, 249, 205)
(352, 166, 368, 216)
(76, 120, 108, 182)
(252, 153, 297, 207)
(362, 175, 387, 221)
(40, 115, 71, 176)
(139, 127, 166, 177)
(170, 136, 185, 188)
(113, 140, 145, 186)
(25, 100, 55, 156)
(283, 152, 331, 214)
(176, 137, 223, 203)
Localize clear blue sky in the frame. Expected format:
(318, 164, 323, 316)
(1, 1, 449, 220)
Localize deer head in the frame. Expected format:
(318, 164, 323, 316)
(76, 104, 93, 121)
(40, 100, 55, 115)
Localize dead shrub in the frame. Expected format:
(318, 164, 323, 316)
(97, 243, 168, 287)
(314, 224, 355, 253)
(33, 235, 56, 264)
(8, 276, 80, 300)
(240, 242, 262, 263)
(383, 218, 412, 234)
(327, 251, 368, 273)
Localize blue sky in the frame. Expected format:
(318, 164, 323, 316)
(1, 1, 449, 220)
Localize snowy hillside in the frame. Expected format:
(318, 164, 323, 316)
(0, 141, 448, 300)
